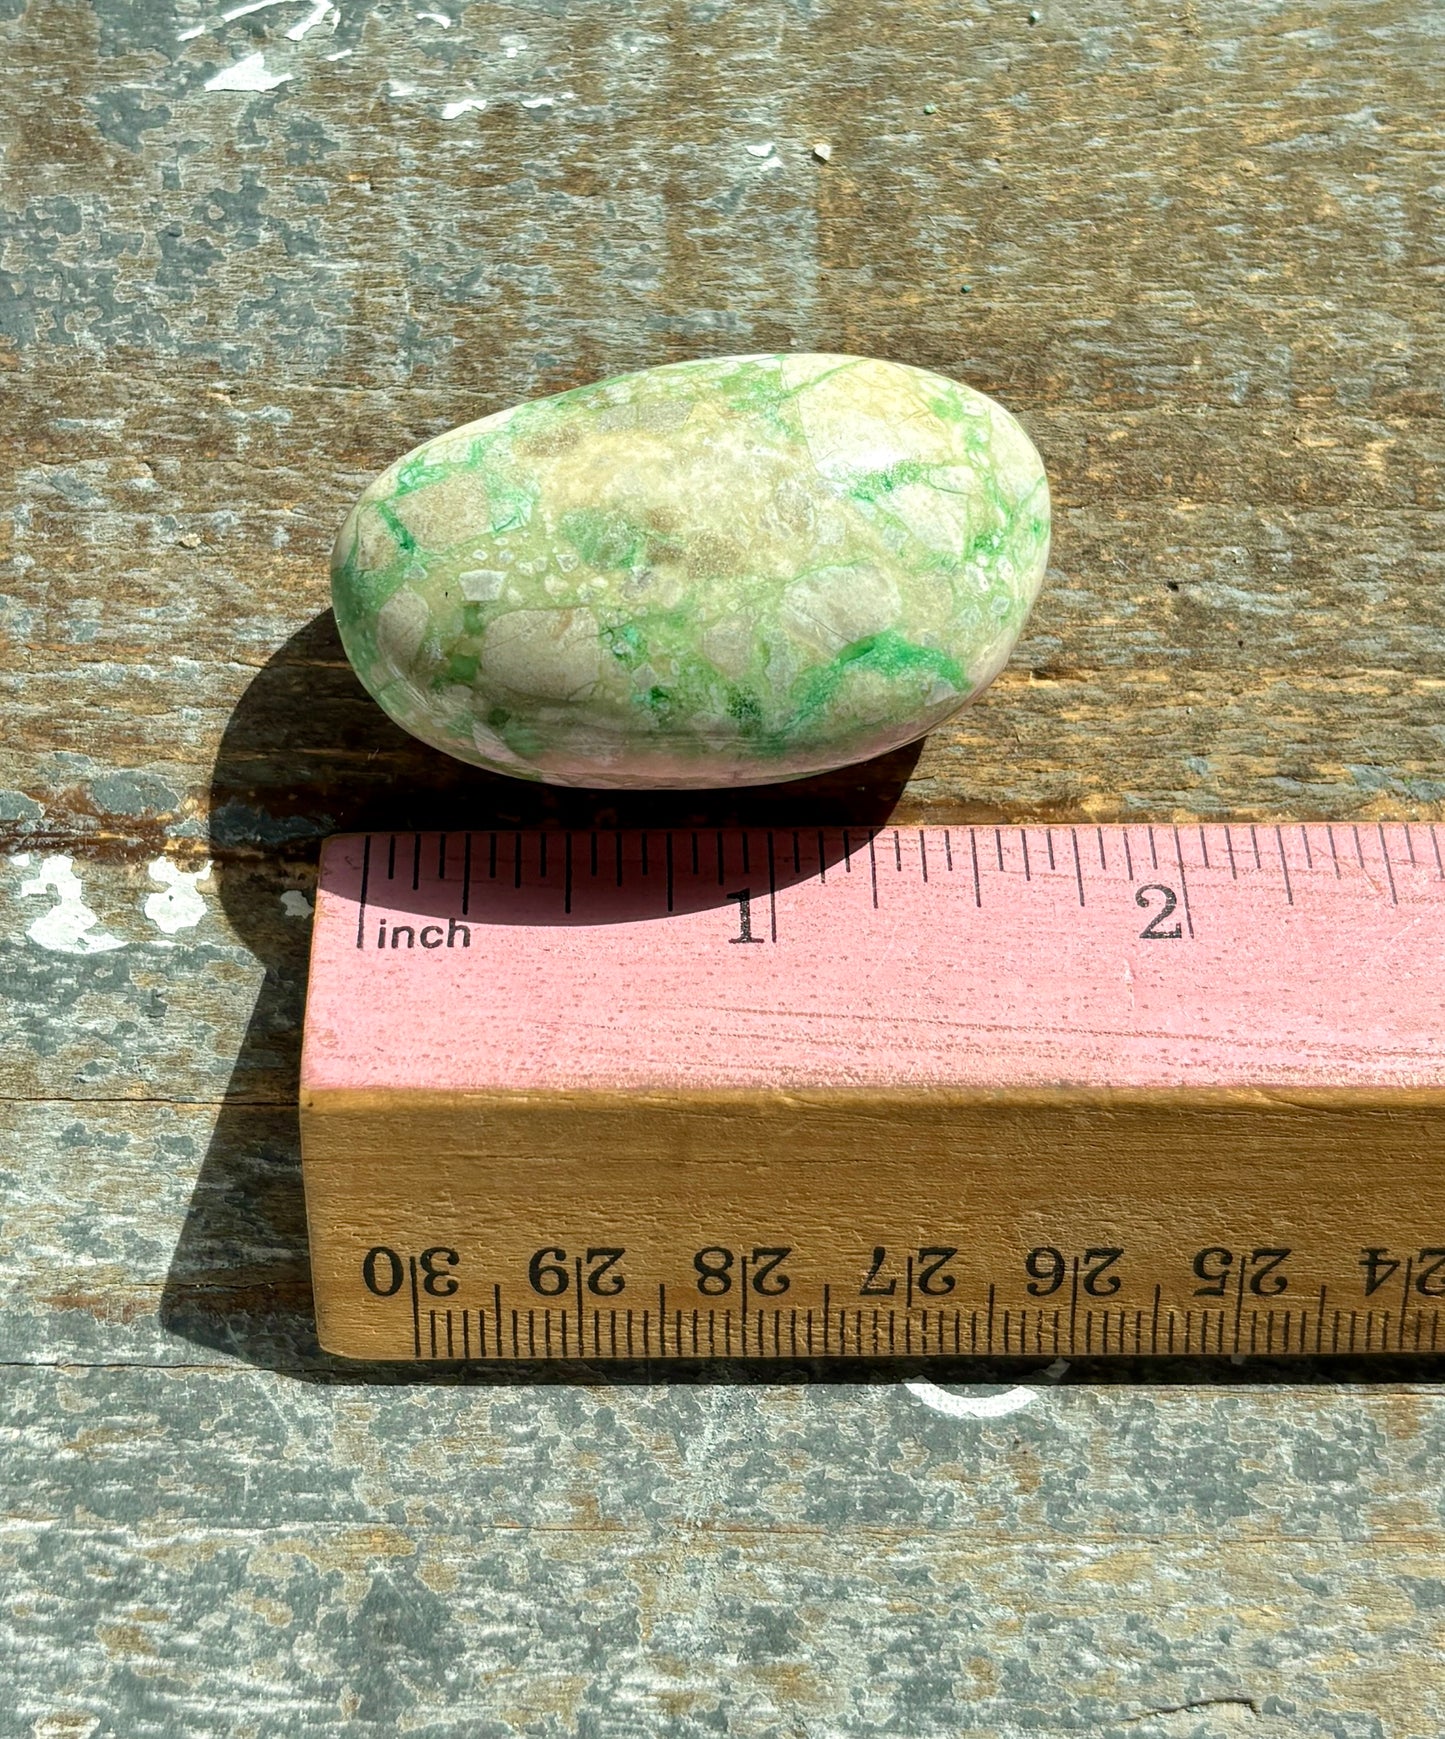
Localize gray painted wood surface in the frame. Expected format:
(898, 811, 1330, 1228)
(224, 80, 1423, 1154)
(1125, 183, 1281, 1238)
(1, 0, 1443, 1731)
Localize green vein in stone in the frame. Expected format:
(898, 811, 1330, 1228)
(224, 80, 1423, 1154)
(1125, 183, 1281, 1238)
(788, 631, 966, 737)
(374, 499, 415, 555)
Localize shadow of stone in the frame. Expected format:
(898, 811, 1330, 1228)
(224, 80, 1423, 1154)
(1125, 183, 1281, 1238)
(159, 609, 928, 1377)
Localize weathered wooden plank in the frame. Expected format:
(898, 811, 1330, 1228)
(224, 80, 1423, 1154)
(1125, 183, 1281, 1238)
(3, 1521, 1443, 1736)
(6, 1356, 1445, 1543)
(0, 3, 1437, 405)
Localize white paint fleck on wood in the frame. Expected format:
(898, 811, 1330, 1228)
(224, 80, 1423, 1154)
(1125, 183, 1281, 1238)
(143, 859, 212, 935)
(285, 0, 333, 40)
(16, 856, 125, 955)
(203, 52, 293, 92)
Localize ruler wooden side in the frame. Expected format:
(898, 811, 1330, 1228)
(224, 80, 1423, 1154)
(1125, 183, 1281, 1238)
(302, 1086, 1445, 1361)
(300, 827, 1445, 1361)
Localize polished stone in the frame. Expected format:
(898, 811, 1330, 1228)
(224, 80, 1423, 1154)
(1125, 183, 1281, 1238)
(331, 353, 1050, 788)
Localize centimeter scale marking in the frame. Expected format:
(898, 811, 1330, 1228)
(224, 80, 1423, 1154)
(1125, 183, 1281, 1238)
(408, 1287, 1445, 1365)
(300, 825, 1445, 1362)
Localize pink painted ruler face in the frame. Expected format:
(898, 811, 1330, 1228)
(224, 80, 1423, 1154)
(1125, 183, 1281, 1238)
(302, 825, 1445, 1094)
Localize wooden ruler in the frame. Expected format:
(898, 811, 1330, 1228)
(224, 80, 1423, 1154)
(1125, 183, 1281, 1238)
(300, 824, 1445, 1361)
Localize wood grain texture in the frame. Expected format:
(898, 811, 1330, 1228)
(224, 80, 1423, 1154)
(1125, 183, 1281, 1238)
(0, 0, 1442, 1729)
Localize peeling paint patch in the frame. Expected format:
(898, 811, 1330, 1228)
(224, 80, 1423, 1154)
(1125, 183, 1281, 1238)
(441, 97, 487, 119)
(0, 789, 43, 824)
(223, 0, 293, 21)
(204, 54, 293, 93)
(519, 95, 555, 109)
(144, 860, 212, 935)
(89, 771, 181, 819)
(903, 1379, 1039, 1419)
(286, 0, 335, 40)
(17, 856, 125, 955)
(416, 9, 452, 25)
(280, 890, 313, 919)
(181, 0, 302, 43)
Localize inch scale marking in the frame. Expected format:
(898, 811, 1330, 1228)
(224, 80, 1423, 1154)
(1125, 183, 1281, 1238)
(301, 825, 1445, 1361)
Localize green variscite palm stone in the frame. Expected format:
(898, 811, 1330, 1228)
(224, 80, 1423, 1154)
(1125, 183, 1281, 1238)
(331, 353, 1050, 788)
